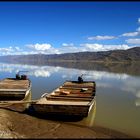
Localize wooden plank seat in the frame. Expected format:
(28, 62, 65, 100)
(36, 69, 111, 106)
(62, 85, 95, 89)
(0, 79, 30, 89)
(0, 89, 27, 92)
(61, 85, 95, 91)
(47, 93, 93, 99)
(50, 90, 94, 97)
(63, 81, 95, 87)
(54, 90, 94, 95)
(46, 96, 93, 101)
(59, 86, 94, 91)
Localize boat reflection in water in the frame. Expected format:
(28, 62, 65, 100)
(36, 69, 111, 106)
(72, 98, 96, 127)
(81, 98, 96, 127)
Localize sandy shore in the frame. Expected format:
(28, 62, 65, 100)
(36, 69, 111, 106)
(0, 106, 133, 139)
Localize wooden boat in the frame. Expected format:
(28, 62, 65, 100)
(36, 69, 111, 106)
(31, 79, 96, 117)
(0, 72, 32, 110)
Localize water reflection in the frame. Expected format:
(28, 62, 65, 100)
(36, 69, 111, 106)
(0, 63, 135, 80)
(0, 62, 140, 137)
(77, 99, 96, 127)
(3, 60, 140, 76)
(0, 62, 140, 107)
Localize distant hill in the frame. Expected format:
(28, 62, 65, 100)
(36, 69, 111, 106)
(0, 47, 140, 64)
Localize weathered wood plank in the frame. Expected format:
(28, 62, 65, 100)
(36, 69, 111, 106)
(59, 87, 94, 90)
(36, 97, 91, 106)
(0, 78, 30, 89)
(0, 89, 27, 92)
(53, 92, 94, 98)
(51, 93, 93, 97)
(46, 96, 93, 101)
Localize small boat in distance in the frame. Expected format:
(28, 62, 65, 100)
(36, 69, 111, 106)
(0, 71, 31, 109)
(31, 76, 96, 117)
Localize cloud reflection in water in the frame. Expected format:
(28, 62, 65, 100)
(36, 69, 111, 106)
(0, 62, 140, 106)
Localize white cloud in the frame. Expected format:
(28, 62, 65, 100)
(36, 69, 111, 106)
(33, 70, 50, 77)
(126, 38, 140, 44)
(0, 44, 61, 56)
(88, 35, 116, 40)
(122, 32, 139, 37)
(26, 43, 61, 54)
(60, 43, 130, 53)
(80, 43, 130, 51)
(27, 43, 51, 51)
(0, 46, 16, 55)
(0, 47, 13, 52)
(80, 43, 103, 51)
(30, 43, 126, 54)
(0, 43, 132, 56)
(0, 46, 36, 56)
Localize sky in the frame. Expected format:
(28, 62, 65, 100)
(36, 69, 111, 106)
(0, 1, 140, 56)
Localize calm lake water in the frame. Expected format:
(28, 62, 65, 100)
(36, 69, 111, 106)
(0, 62, 140, 138)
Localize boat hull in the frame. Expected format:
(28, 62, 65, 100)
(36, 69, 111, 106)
(31, 80, 96, 117)
(32, 104, 89, 117)
(32, 98, 95, 117)
(0, 78, 32, 110)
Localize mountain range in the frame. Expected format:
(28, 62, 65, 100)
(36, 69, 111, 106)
(0, 46, 140, 63)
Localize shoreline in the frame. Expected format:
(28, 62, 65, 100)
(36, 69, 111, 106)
(0, 108, 133, 139)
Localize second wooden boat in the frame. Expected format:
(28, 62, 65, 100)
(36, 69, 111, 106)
(31, 79, 96, 117)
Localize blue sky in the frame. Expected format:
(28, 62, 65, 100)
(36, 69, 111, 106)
(0, 1, 140, 55)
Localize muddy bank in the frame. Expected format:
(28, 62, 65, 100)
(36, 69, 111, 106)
(0, 108, 132, 139)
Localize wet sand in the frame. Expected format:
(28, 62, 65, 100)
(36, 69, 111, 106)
(0, 106, 133, 139)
